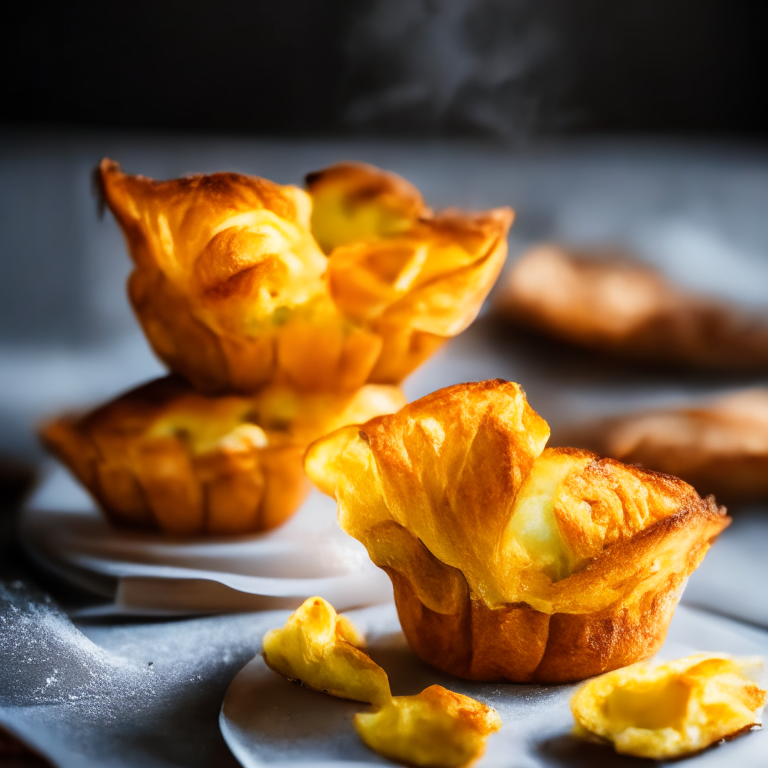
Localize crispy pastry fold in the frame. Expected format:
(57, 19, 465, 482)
(305, 380, 729, 683)
(99, 160, 512, 394)
(262, 596, 391, 705)
(41, 376, 404, 535)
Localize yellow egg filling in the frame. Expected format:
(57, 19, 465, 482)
(503, 448, 592, 582)
(261, 597, 390, 705)
(571, 655, 766, 759)
(146, 401, 261, 455)
(306, 162, 424, 254)
(354, 685, 501, 768)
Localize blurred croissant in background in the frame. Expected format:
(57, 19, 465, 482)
(555, 389, 768, 505)
(41, 376, 404, 535)
(99, 160, 512, 394)
(495, 244, 768, 370)
(306, 380, 729, 683)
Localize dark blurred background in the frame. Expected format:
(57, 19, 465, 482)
(2, 0, 767, 139)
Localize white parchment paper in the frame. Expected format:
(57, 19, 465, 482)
(20, 467, 393, 616)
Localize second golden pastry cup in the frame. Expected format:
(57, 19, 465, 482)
(305, 380, 730, 683)
(41, 376, 405, 536)
(98, 160, 512, 395)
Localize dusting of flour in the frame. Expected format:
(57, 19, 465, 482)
(0, 581, 156, 711)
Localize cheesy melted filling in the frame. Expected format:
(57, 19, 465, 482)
(147, 406, 267, 455)
(310, 189, 414, 254)
(572, 655, 766, 759)
(503, 449, 592, 581)
(604, 678, 691, 730)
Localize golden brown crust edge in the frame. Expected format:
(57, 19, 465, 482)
(41, 415, 308, 536)
(386, 499, 729, 684)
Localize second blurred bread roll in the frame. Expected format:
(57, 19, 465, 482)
(556, 389, 768, 504)
(41, 376, 405, 535)
(495, 244, 768, 370)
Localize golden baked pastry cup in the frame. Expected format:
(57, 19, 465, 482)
(40, 376, 404, 536)
(98, 159, 512, 394)
(305, 380, 730, 683)
(495, 243, 768, 370)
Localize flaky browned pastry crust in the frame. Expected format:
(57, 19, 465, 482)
(494, 244, 768, 370)
(557, 389, 768, 504)
(305, 380, 730, 683)
(40, 376, 404, 535)
(98, 159, 512, 394)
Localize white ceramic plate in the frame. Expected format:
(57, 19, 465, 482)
(220, 602, 768, 768)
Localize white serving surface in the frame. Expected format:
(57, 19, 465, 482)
(20, 466, 393, 616)
(221, 602, 768, 768)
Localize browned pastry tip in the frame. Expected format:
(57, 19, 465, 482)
(354, 684, 501, 768)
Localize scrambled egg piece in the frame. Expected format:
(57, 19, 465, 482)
(355, 685, 501, 768)
(41, 376, 404, 535)
(262, 595, 501, 767)
(261, 597, 390, 705)
(571, 654, 766, 759)
(98, 159, 512, 395)
(305, 379, 730, 682)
